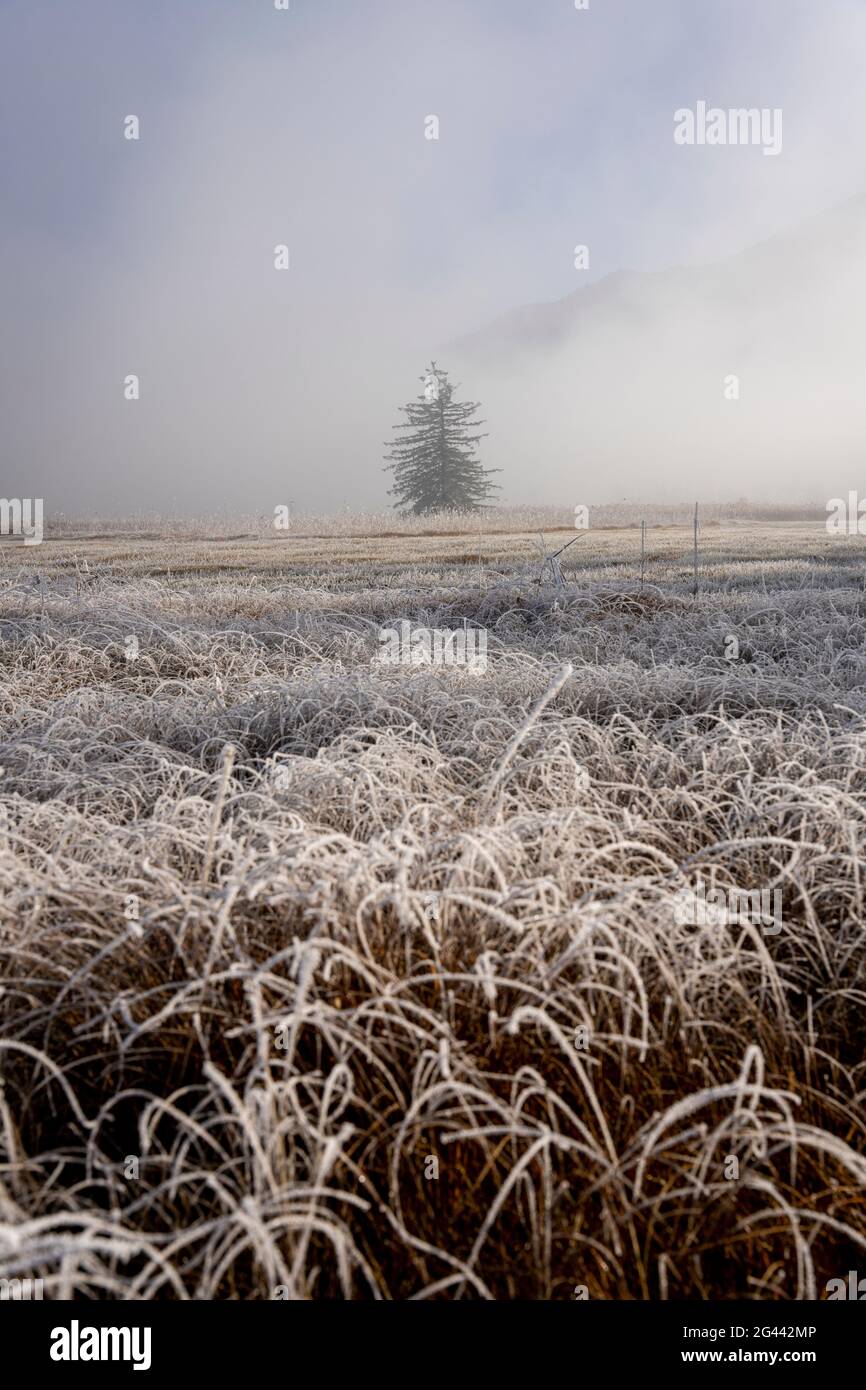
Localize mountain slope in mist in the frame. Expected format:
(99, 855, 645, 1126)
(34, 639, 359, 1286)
(448, 194, 866, 504)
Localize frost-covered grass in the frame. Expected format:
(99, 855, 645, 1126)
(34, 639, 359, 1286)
(0, 519, 864, 1299)
(44, 499, 824, 542)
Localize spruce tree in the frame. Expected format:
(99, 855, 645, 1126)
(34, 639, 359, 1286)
(384, 363, 499, 514)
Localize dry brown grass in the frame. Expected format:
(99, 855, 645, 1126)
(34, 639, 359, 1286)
(0, 519, 864, 1299)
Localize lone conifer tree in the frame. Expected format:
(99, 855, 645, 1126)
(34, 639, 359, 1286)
(384, 363, 498, 514)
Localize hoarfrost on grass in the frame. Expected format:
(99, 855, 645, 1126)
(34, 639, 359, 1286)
(0, 518, 864, 1299)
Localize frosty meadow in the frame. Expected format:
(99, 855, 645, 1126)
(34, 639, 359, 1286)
(0, 509, 864, 1300)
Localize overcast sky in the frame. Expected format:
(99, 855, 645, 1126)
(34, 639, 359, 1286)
(3, 0, 866, 514)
